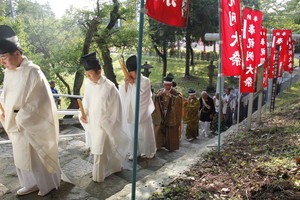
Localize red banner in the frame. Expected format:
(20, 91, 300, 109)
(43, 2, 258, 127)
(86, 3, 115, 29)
(269, 29, 291, 78)
(240, 8, 263, 93)
(260, 28, 268, 88)
(221, 0, 243, 76)
(145, 0, 190, 27)
(286, 37, 295, 73)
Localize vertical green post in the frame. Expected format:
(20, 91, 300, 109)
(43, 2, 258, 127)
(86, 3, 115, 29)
(289, 71, 293, 89)
(9, 0, 14, 18)
(131, 0, 145, 199)
(217, 0, 222, 153)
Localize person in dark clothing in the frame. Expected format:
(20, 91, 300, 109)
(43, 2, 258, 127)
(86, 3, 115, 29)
(199, 91, 216, 137)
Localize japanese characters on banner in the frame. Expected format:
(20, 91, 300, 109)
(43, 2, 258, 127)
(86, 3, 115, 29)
(145, 0, 190, 27)
(240, 8, 263, 93)
(221, 0, 243, 76)
(286, 36, 295, 73)
(260, 28, 268, 88)
(269, 29, 292, 78)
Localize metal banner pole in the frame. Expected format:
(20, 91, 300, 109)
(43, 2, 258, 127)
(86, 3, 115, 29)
(217, 0, 222, 153)
(131, 0, 145, 199)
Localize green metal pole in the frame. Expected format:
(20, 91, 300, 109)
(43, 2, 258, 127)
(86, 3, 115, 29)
(289, 71, 293, 89)
(9, 0, 14, 18)
(217, 0, 222, 153)
(131, 0, 145, 199)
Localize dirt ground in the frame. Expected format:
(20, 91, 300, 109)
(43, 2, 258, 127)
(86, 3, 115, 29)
(149, 92, 300, 199)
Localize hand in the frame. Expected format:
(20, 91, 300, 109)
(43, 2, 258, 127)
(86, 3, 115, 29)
(1, 113, 5, 122)
(80, 116, 88, 123)
(209, 114, 213, 119)
(124, 76, 134, 84)
(157, 90, 164, 96)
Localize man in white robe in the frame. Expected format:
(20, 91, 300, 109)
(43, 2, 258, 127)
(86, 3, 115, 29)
(119, 55, 156, 160)
(0, 25, 61, 196)
(79, 52, 130, 182)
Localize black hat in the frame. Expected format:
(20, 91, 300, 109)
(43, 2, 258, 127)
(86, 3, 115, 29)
(167, 73, 174, 79)
(0, 25, 20, 55)
(188, 88, 196, 95)
(163, 74, 174, 83)
(126, 55, 137, 72)
(81, 51, 101, 71)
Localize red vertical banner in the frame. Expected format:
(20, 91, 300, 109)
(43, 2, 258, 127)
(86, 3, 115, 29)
(221, 0, 243, 76)
(278, 30, 291, 77)
(240, 8, 263, 93)
(284, 34, 295, 72)
(260, 28, 269, 88)
(269, 29, 291, 78)
(145, 0, 190, 27)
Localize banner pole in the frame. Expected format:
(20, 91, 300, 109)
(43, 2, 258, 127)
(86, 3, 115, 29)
(217, 0, 222, 153)
(131, 0, 145, 199)
(289, 71, 293, 89)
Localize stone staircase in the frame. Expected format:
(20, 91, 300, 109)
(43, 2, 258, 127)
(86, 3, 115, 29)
(0, 123, 218, 200)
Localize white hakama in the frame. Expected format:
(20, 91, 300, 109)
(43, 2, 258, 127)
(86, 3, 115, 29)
(16, 145, 61, 196)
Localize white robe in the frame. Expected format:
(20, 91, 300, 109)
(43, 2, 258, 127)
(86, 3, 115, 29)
(80, 76, 130, 182)
(0, 57, 61, 194)
(119, 75, 156, 158)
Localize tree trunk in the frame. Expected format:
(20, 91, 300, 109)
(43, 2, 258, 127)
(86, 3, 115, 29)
(190, 46, 194, 66)
(99, 46, 118, 88)
(153, 44, 167, 82)
(94, 0, 120, 88)
(185, 27, 191, 77)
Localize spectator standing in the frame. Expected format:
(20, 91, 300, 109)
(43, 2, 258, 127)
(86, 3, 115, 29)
(50, 81, 61, 108)
(222, 88, 236, 128)
(199, 91, 216, 137)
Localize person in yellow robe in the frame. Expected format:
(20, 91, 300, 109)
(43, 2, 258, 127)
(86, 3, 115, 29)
(0, 25, 61, 196)
(152, 74, 183, 151)
(183, 88, 200, 141)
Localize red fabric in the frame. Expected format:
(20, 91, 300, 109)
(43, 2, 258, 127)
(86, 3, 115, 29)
(260, 28, 268, 88)
(269, 30, 291, 78)
(146, 0, 190, 27)
(286, 38, 295, 73)
(278, 30, 291, 77)
(240, 8, 263, 93)
(221, 0, 243, 76)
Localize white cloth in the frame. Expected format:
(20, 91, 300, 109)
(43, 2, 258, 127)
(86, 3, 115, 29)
(16, 145, 61, 196)
(80, 76, 130, 181)
(119, 75, 156, 158)
(92, 134, 122, 182)
(201, 121, 211, 136)
(222, 94, 236, 114)
(0, 58, 60, 178)
(213, 96, 219, 113)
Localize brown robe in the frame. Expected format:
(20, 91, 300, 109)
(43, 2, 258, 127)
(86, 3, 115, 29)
(152, 88, 183, 151)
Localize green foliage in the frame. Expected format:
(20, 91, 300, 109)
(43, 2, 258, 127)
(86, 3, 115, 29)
(259, 0, 300, 33)
(189, 0, 219, 44)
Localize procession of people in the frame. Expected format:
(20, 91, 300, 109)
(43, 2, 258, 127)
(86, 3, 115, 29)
(0, 25, 239, 197)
